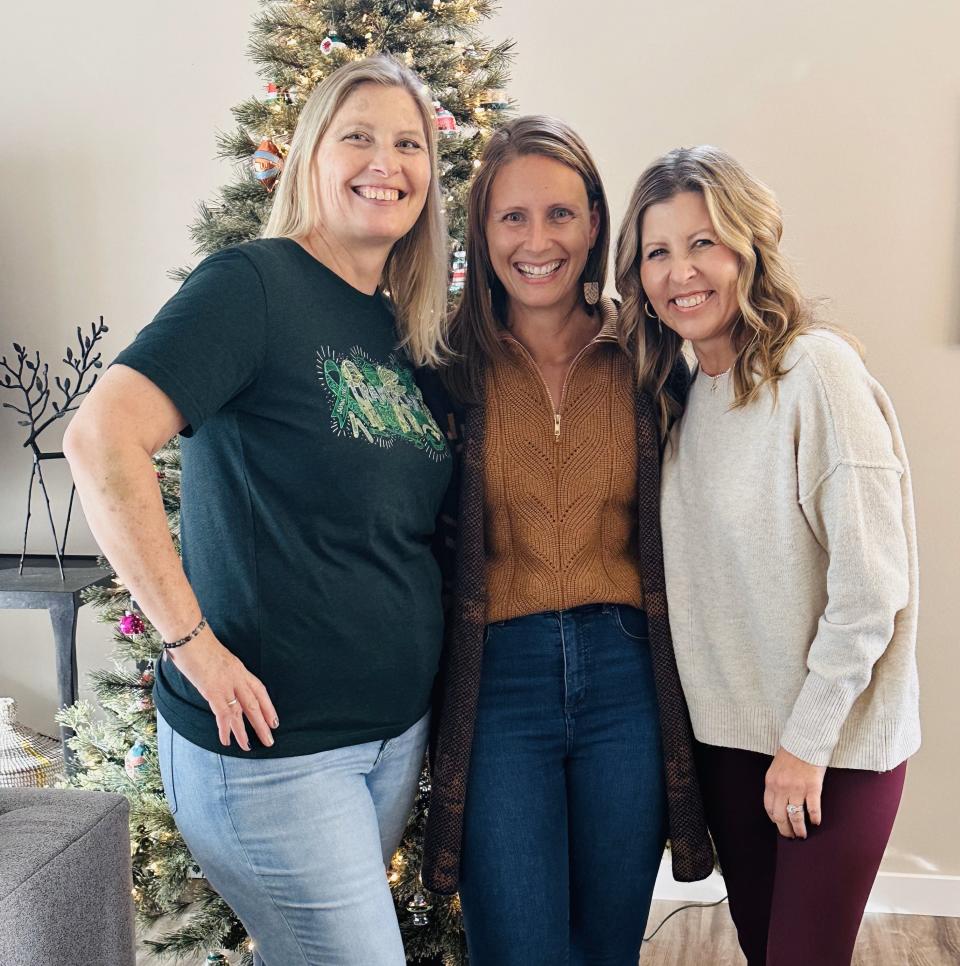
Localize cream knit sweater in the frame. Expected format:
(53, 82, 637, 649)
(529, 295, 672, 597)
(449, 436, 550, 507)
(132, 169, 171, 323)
(661, 331, 920, 770)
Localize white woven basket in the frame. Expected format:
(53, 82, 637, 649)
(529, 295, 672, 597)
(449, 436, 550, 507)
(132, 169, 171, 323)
(0, 697, 65, 788)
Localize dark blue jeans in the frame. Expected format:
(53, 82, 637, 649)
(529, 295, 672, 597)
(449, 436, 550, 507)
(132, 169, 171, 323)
(459, 604, 667, 966)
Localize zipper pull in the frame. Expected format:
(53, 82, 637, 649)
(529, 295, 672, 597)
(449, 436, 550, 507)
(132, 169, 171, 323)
(554, 413, 561, 442)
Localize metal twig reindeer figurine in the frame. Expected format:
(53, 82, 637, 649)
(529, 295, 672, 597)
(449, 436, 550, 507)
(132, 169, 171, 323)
(1, 318, 108, 579)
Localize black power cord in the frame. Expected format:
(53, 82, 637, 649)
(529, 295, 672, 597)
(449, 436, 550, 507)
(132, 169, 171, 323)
(642, 895, 729, 944)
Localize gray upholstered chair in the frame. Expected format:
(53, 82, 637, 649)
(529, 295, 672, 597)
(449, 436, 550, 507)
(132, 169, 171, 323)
(0, 787, 136, 966)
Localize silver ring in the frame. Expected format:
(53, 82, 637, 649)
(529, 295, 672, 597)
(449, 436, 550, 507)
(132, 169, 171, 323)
(226, 698, 239, 707)
(786, 803, 804, 816)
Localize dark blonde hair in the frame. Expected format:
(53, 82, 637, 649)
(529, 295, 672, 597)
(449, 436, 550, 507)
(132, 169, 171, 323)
(615, 145, 858, 435)
(262, 54, 448, 367)
(445, 115, 610, 402)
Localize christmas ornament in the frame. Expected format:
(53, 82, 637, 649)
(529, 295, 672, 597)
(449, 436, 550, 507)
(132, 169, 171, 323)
(205, 954, 228, 965)
(135, 667, 155, 711)
(320, 32, 347, 55)
(283, 86, 299, 105)
(251, 139, 285, 193)
(118, 611, 145, 636)
(433, 101, 457, 135)
(124, 739, 150, 782)
(449, 250, 467, 293)
(265, 82, 280, 101)
(480, 88, 509, 110)
(407, 891, 432, 927)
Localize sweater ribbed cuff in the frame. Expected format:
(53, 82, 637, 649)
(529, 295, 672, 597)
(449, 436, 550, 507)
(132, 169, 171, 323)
(779, 673, 856, 766)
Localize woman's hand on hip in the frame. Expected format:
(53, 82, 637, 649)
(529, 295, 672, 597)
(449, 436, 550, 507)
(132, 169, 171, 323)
(763, 746, 826, 839)
(167, 628, 279, 752)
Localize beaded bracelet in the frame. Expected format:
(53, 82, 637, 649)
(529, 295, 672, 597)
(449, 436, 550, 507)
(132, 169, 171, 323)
(162, 617, 208, 650)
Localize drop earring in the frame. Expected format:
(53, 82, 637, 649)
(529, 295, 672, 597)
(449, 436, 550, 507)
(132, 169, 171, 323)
(583, 281, 600, 306)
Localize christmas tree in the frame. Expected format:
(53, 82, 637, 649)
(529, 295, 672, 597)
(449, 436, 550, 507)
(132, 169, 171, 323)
(59, 2, 513, 962)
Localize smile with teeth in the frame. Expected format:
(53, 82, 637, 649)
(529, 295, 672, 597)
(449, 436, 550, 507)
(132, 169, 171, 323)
(515, 259, 564, 278)
(353, 186, 405, 201)
(672, 291, 712, 309)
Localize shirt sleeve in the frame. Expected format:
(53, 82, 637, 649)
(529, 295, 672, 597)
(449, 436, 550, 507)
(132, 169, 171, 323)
(111, 248, 268, 436)
(779, 339, 910, 765)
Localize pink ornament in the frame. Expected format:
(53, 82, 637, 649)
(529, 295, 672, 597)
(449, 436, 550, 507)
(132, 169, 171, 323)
(119, 611, 146, 636)
(433, 101, 457, 134)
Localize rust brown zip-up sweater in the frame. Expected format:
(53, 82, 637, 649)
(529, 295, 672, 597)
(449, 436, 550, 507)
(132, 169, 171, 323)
(421, 300, 714, 894)
(485, 300, 644, 622)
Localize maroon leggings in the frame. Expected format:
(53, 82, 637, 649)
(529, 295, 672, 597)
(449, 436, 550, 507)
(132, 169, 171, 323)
(695, 743, 907, 966)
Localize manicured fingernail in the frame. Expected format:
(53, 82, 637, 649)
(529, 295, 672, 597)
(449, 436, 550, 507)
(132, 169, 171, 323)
(272, 718, 279, 729)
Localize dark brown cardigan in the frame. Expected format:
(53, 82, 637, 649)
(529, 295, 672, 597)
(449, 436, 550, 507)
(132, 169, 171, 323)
(419, 362, 715, 895)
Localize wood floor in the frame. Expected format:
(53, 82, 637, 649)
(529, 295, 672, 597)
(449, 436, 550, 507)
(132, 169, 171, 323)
(134, 902, 960, 963)
(641, 899, 960, 965)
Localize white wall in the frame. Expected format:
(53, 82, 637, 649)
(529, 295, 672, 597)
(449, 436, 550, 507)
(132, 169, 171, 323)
(1, 0, 957, 897)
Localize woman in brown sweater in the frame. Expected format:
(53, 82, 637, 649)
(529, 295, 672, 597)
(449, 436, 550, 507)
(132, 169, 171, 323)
(420, 116, 712, 964)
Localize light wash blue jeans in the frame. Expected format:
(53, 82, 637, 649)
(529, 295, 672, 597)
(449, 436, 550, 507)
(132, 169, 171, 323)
(156, 709, 429, 966)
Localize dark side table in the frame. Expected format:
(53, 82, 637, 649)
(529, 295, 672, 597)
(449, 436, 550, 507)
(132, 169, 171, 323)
(0, 554, 113, 768)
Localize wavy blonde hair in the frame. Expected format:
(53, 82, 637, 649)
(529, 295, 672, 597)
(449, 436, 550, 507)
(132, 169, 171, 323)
(615, 145, 858, 436)
(444, 115, 610, 403)
(262, 54, 449, 367)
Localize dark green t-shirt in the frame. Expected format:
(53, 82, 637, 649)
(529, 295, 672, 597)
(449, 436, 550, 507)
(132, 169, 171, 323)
(114, 238, 452, 757)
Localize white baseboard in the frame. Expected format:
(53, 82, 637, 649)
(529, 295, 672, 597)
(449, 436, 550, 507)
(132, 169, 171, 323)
(652, 852, 960, 918)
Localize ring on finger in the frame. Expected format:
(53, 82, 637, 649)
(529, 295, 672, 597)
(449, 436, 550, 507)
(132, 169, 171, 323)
(786, 803, 804, 816)
(226, 698, 239, 707)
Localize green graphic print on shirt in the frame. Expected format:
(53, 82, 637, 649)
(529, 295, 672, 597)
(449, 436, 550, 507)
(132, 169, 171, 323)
(317, 346, 446, 459)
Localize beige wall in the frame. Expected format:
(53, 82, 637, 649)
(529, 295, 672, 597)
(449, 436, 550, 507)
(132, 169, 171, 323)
(1, 0, 957, 884)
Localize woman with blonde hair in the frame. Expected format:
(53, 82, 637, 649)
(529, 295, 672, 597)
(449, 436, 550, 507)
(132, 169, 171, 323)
(615, 145, 920, 966)
(65, 55, 452, 965)
(421, 116, 713, 965)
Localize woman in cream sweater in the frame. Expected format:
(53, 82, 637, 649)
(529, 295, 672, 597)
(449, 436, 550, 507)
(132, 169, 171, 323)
(615, 145, 920, 966)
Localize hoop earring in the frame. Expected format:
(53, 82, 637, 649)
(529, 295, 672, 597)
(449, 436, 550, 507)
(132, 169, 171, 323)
(583, 281, 600, 306)
(644, 299, 663, 336)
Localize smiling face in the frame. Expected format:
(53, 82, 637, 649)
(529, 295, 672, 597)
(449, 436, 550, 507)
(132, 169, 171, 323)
(484, 153, 599, 317)
(312, 82, 431, 252)
(639, 190, 741, 366)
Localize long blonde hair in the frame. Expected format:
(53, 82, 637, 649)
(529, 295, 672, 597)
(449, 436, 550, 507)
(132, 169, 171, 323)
(445, 115, 610, 403)
(262, 54, 449, 367)
(615, 145, 858, 435)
